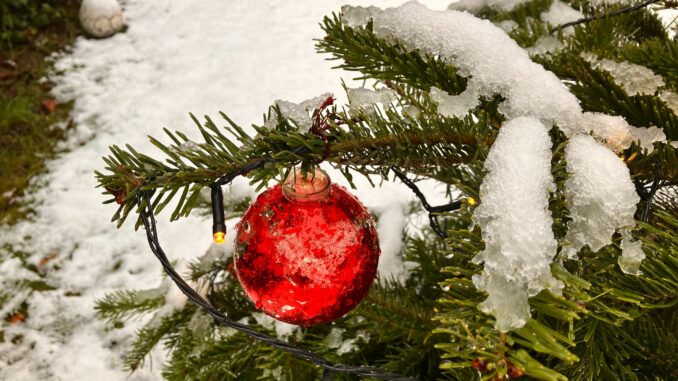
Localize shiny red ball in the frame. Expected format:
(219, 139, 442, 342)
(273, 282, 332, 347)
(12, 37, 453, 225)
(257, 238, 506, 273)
(234, 183, 380, 326)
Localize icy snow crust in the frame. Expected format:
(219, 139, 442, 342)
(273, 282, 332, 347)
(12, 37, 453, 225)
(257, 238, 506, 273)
(563, 135, 641, 269)
(343, 1, 653, 330)
(540, 1, 584, 27)
(265, 93, 332, 133)
(345, 1, 584, 133)
(344, 1, 665, 150)
(473, 117, 562, 332)
(347, 87, 397, 113)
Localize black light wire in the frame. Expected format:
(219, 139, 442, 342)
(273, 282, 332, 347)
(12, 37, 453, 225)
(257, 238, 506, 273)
(139, 186, 419, 381)
(135, 150, 463, 381)
(635, 158, 662, 223)
(389, 166, 462, 238)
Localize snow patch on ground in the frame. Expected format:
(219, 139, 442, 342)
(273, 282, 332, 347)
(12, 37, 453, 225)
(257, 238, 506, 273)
(0, 1, 449, 379)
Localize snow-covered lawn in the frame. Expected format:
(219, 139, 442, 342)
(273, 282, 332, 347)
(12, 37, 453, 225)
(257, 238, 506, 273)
(0, 1, 447, 379)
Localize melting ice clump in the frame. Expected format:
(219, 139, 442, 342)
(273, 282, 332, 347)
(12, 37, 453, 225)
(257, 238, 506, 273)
(472, 117, 562, 332)
(347, 87, 396, 113)
(563, 134, 643, 273)
(341, 1, 653, 329)
(343, 1, 583, 133)
(265, 93, 332, 133)
(579, 113, 666, 152)
(430, 86, 480, 118)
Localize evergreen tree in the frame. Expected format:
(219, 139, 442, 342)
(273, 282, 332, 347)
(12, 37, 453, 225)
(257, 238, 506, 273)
(95, 1, 678, 380)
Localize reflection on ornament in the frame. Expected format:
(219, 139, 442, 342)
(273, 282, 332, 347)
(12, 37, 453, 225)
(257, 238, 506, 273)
(234, 168, 380, 326)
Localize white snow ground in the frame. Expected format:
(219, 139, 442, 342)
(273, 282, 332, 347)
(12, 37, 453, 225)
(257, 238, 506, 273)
(0, 1, 449, 379)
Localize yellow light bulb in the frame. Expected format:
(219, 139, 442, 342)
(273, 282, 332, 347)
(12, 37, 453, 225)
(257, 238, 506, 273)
(625, 152, 638, 163)
(213, 232, 226, 244)
(467, 197, 476, 206)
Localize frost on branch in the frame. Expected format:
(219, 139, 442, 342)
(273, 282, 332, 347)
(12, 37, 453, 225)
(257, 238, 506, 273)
(346, 87, 396, 113)
(448, 0, 531, 13)
(579, 113, 666, 152)
(472, 117, 562, 332)
(540, 1, 584, 28)
(265, 93, 332, 133)
(562, 134, 642, 273)
(430, 86, 480, 118)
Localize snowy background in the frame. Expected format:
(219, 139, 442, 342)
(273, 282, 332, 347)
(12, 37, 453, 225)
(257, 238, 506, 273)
(0, 1, 449, 379)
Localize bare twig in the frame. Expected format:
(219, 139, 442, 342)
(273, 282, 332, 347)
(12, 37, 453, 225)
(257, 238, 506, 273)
(551, 0, 662, 33)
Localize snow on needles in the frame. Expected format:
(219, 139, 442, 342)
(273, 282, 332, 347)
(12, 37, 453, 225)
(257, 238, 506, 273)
(342, 1, 665, 149)
(562, 135, 643, 274)
(341, 1, 655, 329)
(265, 93, 332, 133)
(540, 1, 583, 28)
(448, 0, 531, 13)
(343, 1, 584, 133)
(472, 117, 562, 332)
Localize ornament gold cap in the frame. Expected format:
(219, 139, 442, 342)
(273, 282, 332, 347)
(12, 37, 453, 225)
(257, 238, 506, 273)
(282, 167, 331, 203)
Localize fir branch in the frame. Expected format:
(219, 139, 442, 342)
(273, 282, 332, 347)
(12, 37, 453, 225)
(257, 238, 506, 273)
(562, 6, 666, 56)
(623, 306, 678, 378)
(124, 308, 195, 372)
(95, 288, 166, 323)
(622, 38, 678, 90)
(97, 103, 492, 227)
(317, 14, 467, 94)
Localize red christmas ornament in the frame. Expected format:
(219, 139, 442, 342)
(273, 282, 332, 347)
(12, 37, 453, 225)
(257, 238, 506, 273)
(234, 167, 380, 326)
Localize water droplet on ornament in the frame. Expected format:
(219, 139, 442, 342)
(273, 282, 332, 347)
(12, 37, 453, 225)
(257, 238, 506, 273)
(259, 207, 274, 220)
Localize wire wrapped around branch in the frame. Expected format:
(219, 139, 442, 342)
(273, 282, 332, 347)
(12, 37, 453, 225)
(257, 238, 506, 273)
(138, 189, 418, 381)
(390, 166, 462, 238)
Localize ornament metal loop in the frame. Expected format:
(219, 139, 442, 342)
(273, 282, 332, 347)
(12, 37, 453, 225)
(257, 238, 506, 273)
(282, 167, 331, 203)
